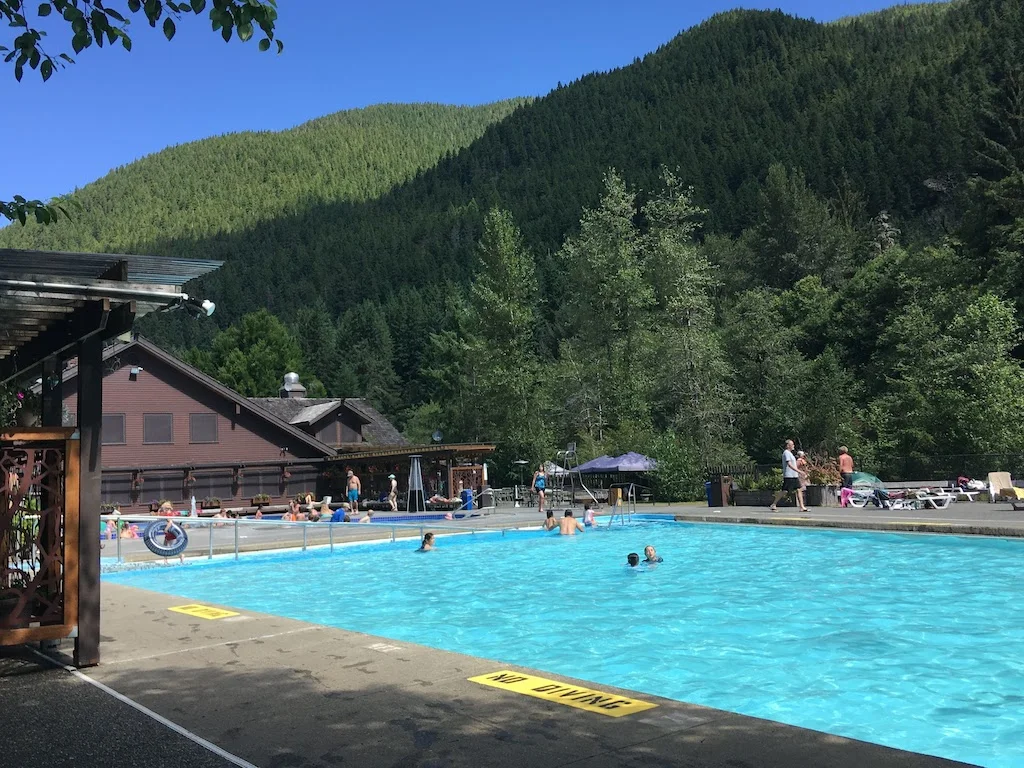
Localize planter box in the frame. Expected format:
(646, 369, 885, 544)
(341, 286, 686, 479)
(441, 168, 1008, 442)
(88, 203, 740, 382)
(731, 489, 779, 507)
(250, 498, 271, 507)
(201, 502, 221, 510)
(805, 484, 839, 507)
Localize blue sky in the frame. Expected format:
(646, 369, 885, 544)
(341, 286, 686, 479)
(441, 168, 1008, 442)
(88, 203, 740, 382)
(3, 0, 939, 203)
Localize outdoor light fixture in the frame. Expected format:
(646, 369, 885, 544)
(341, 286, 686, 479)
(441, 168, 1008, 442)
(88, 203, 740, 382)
(129, 366, 142, 380)
(180, 296, 216, 318)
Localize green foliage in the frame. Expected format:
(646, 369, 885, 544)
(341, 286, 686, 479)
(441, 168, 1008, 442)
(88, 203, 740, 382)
(1, 0, 280, 82)
(334, 301, 400, 414)
(464, 208, 551, 478)
(648, 432, 703, 502)
(184, 308, 317, 397)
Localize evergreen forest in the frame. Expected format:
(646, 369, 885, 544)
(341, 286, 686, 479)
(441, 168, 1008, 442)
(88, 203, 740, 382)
(3, 0, 1024, 494)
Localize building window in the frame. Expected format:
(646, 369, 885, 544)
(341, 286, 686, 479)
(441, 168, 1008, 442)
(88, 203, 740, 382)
(143, 413, 173, 444)
(317, 420, 336, 445)
(102, 413, 125, 445)
(189, 413, 219, 444)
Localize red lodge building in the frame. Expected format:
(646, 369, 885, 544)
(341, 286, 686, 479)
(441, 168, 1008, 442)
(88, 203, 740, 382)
(49, 336, 408, 511)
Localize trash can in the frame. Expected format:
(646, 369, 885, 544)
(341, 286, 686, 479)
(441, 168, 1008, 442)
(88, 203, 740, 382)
(705, 481, 713, 506)
(460, 488, 474, 511)
(479, 486, 494, 509)
(709, 475, 732, 507)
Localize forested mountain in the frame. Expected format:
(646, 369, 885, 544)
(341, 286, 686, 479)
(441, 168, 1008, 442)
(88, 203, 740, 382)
(4, 0, 1024, 491)
(0, 101, 527, 252)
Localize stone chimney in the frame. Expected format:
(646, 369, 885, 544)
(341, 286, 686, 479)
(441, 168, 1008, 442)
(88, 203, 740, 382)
(280, 372, 307, 399)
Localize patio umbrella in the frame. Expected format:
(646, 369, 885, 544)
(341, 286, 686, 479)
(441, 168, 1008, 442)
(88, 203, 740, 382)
(851, 471, 884, 488)
(575, 455, 616, 473)
(611, 452, 657, 472)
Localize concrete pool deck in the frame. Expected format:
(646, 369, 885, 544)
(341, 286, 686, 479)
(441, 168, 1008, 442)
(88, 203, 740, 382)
(4, 583, 974, 768)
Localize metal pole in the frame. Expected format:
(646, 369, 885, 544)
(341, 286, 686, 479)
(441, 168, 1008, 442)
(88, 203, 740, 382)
(208, 521, 214, 559)
(303, 524, 307, 552)
(234, 518, 239, 560)
(329, 522, 334, 552)
(116, 529, 122, 563)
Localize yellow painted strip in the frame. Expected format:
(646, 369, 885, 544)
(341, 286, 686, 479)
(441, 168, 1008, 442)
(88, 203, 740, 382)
(169, 604, 240, 620)
(468, 670, 657, 717)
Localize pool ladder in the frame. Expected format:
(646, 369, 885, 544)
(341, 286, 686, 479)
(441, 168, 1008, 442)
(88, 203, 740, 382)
(607, 483, 638, 526)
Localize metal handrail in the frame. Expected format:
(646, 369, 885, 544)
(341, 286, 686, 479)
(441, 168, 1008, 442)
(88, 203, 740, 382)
(99, 513, 530, 564)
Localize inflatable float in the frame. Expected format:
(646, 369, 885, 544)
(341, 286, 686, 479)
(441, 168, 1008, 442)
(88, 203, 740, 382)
(143, 519, 189, 557)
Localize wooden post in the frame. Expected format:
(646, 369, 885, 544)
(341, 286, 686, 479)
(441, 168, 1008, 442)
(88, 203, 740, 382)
(41, 358, 63, 426)
(74, 336, 102, 667)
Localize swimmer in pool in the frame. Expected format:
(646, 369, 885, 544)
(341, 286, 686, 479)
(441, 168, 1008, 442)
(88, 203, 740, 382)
(644, 545, 663, 563)
(626, 552, 640, 567)
(558, 510, 585, 535)
(418, 532, 435, 551)
(583, 504, 596, 527)
(543, 510, 558, 531)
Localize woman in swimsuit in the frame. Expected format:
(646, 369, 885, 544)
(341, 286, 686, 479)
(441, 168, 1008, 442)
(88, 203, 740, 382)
(532, 464, 547, 515)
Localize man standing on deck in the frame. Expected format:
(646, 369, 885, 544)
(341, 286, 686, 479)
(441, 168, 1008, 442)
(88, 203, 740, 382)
(346, 470, 361, 515)
(387, 473, 398, 512)
(769, 439, 808, 513)
(838, 446, 855, 489)
(558, 510, 585, 535)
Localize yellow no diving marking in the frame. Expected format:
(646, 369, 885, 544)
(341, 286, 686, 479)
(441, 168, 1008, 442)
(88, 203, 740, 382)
(169, 604, 240, 620)
(468, 670, 657, 717)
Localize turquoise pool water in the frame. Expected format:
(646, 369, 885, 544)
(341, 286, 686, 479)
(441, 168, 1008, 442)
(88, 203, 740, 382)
(105, 520, 1024, 767)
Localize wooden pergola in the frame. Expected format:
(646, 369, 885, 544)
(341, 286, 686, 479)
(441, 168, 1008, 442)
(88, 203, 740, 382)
(0, 248, 221, 666)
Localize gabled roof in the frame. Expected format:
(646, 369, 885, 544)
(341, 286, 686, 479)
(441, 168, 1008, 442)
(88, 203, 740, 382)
(249, 397, 344, 426)
(49, 336, 336, 457)
(343, 398, 407, 445)
(248, 395, 407, 447)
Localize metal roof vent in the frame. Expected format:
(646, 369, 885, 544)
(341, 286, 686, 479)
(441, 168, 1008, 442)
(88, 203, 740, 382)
(280, 372, 306, 399)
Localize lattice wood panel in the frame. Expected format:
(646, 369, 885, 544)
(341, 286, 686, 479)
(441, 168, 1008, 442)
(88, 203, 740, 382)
(0, 429, 79, 644)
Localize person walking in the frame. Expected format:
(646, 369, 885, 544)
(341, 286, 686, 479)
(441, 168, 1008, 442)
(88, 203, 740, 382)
(838, 446, 855, 489)
(532, 463, 547, 516)
(796, 450, 809, 496)
(770, 439, 808, 513)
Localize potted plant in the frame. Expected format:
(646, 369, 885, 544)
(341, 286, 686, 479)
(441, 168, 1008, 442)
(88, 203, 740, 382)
(805, 455, 841, 507)
(251, 492, 271, 507)
(201, 496, 221, 509)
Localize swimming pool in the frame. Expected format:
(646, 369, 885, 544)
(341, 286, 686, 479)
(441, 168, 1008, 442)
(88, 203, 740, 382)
(105, 520, 1024, 767)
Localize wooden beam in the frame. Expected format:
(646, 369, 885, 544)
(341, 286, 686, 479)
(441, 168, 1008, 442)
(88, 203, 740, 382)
(74, 335, 102, 668)
(0, 300, 135, 384)
(0, 624, 77, 646)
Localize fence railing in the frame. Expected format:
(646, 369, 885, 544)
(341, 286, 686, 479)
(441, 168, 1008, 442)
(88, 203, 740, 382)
(100, 514, 530, 564)
(706, 455, 1024, 484)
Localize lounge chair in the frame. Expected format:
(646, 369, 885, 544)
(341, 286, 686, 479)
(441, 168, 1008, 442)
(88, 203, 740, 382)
(987, 472, 1024, 503)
